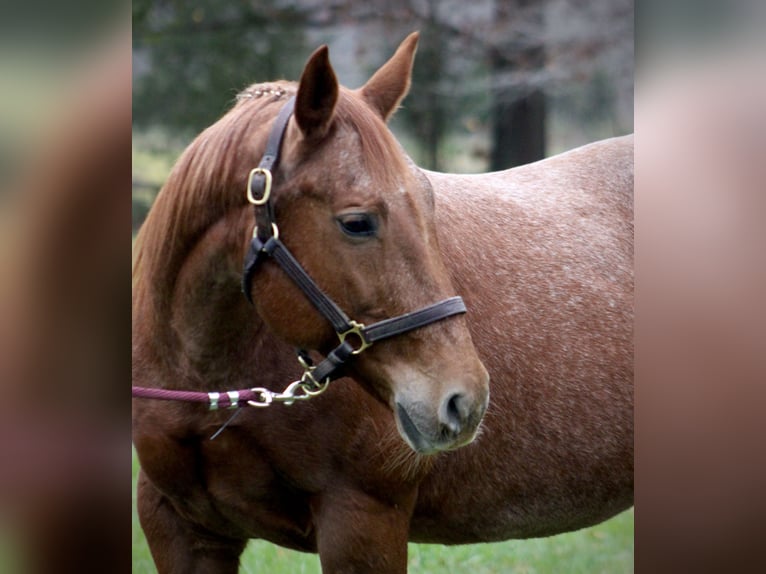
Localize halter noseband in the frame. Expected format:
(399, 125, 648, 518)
(241, 96, 468, 390)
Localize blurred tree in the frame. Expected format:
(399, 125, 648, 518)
(488, 0, 546, 169)
(328, 0, 631, 171)
(132, 0, 309, 134)
(132, 0, 632, 170)
(396, 0, 450, 170)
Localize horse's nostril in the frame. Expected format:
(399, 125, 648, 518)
(441, 392, 469, 436)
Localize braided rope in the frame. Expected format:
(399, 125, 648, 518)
(132, 386, 261, 409)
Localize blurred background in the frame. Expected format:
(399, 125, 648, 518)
(130, 2, 635, 571)
(132, 0, 633, 232)
(2, 0, 765, 571)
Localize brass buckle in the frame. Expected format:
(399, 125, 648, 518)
(247, 167, 273, 205)
(252, 222, 279, 240)
(338, 320, 372, 355)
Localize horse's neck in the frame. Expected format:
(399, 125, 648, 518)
(143, 210, 293, 391)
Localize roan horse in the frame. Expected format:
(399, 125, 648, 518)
(132, 32, 633, 573)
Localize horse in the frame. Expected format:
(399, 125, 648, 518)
(132, 32, 633, 573)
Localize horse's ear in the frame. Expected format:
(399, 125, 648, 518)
(359, 31, 419, 122)
(294, 45, 338, 140)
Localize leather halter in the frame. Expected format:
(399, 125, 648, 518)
(241, 96, 467, 387)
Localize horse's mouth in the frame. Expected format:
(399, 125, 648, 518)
(395, 402, 459, 455)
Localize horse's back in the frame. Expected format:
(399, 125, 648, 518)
(430, 134, 633, 326)
(414, 135, 633, 542)
(431, 134, 633, 328)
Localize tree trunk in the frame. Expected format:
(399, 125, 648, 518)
(490, 86, 546, 169)
(489, 0, 546, 170)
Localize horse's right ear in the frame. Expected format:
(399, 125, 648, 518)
(359, 31, 419, 121)
(294, 45, 339, 141)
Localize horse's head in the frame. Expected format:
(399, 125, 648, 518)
(243, 33, 489, 454)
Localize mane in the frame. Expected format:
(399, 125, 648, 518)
(133, 79, 411, 355)
(132, 81, 295, 352)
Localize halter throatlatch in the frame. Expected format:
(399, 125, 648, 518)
(241, 96, 468, 397)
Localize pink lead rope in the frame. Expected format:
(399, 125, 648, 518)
(131, 386, 261, 410)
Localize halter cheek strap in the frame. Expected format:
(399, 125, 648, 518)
(242, 97, 467, 388)
(245, 96, 295, 242)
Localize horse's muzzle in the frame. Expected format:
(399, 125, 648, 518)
(394, 382, 489, 454)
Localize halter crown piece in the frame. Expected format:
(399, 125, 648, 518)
(241, 96, 468, 395)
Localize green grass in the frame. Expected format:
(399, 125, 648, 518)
(133, 449, 632, 573)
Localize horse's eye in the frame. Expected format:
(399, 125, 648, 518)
(337, 213, 378, 238)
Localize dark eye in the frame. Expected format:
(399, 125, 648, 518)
(336, 213, 378, 238)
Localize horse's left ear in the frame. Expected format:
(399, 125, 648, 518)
(295, 45, 339, 140)
(358, 31, 419, 122)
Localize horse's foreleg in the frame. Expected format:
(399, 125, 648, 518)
(137, 471, 246, 574)
(312, 488, 413, 574)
